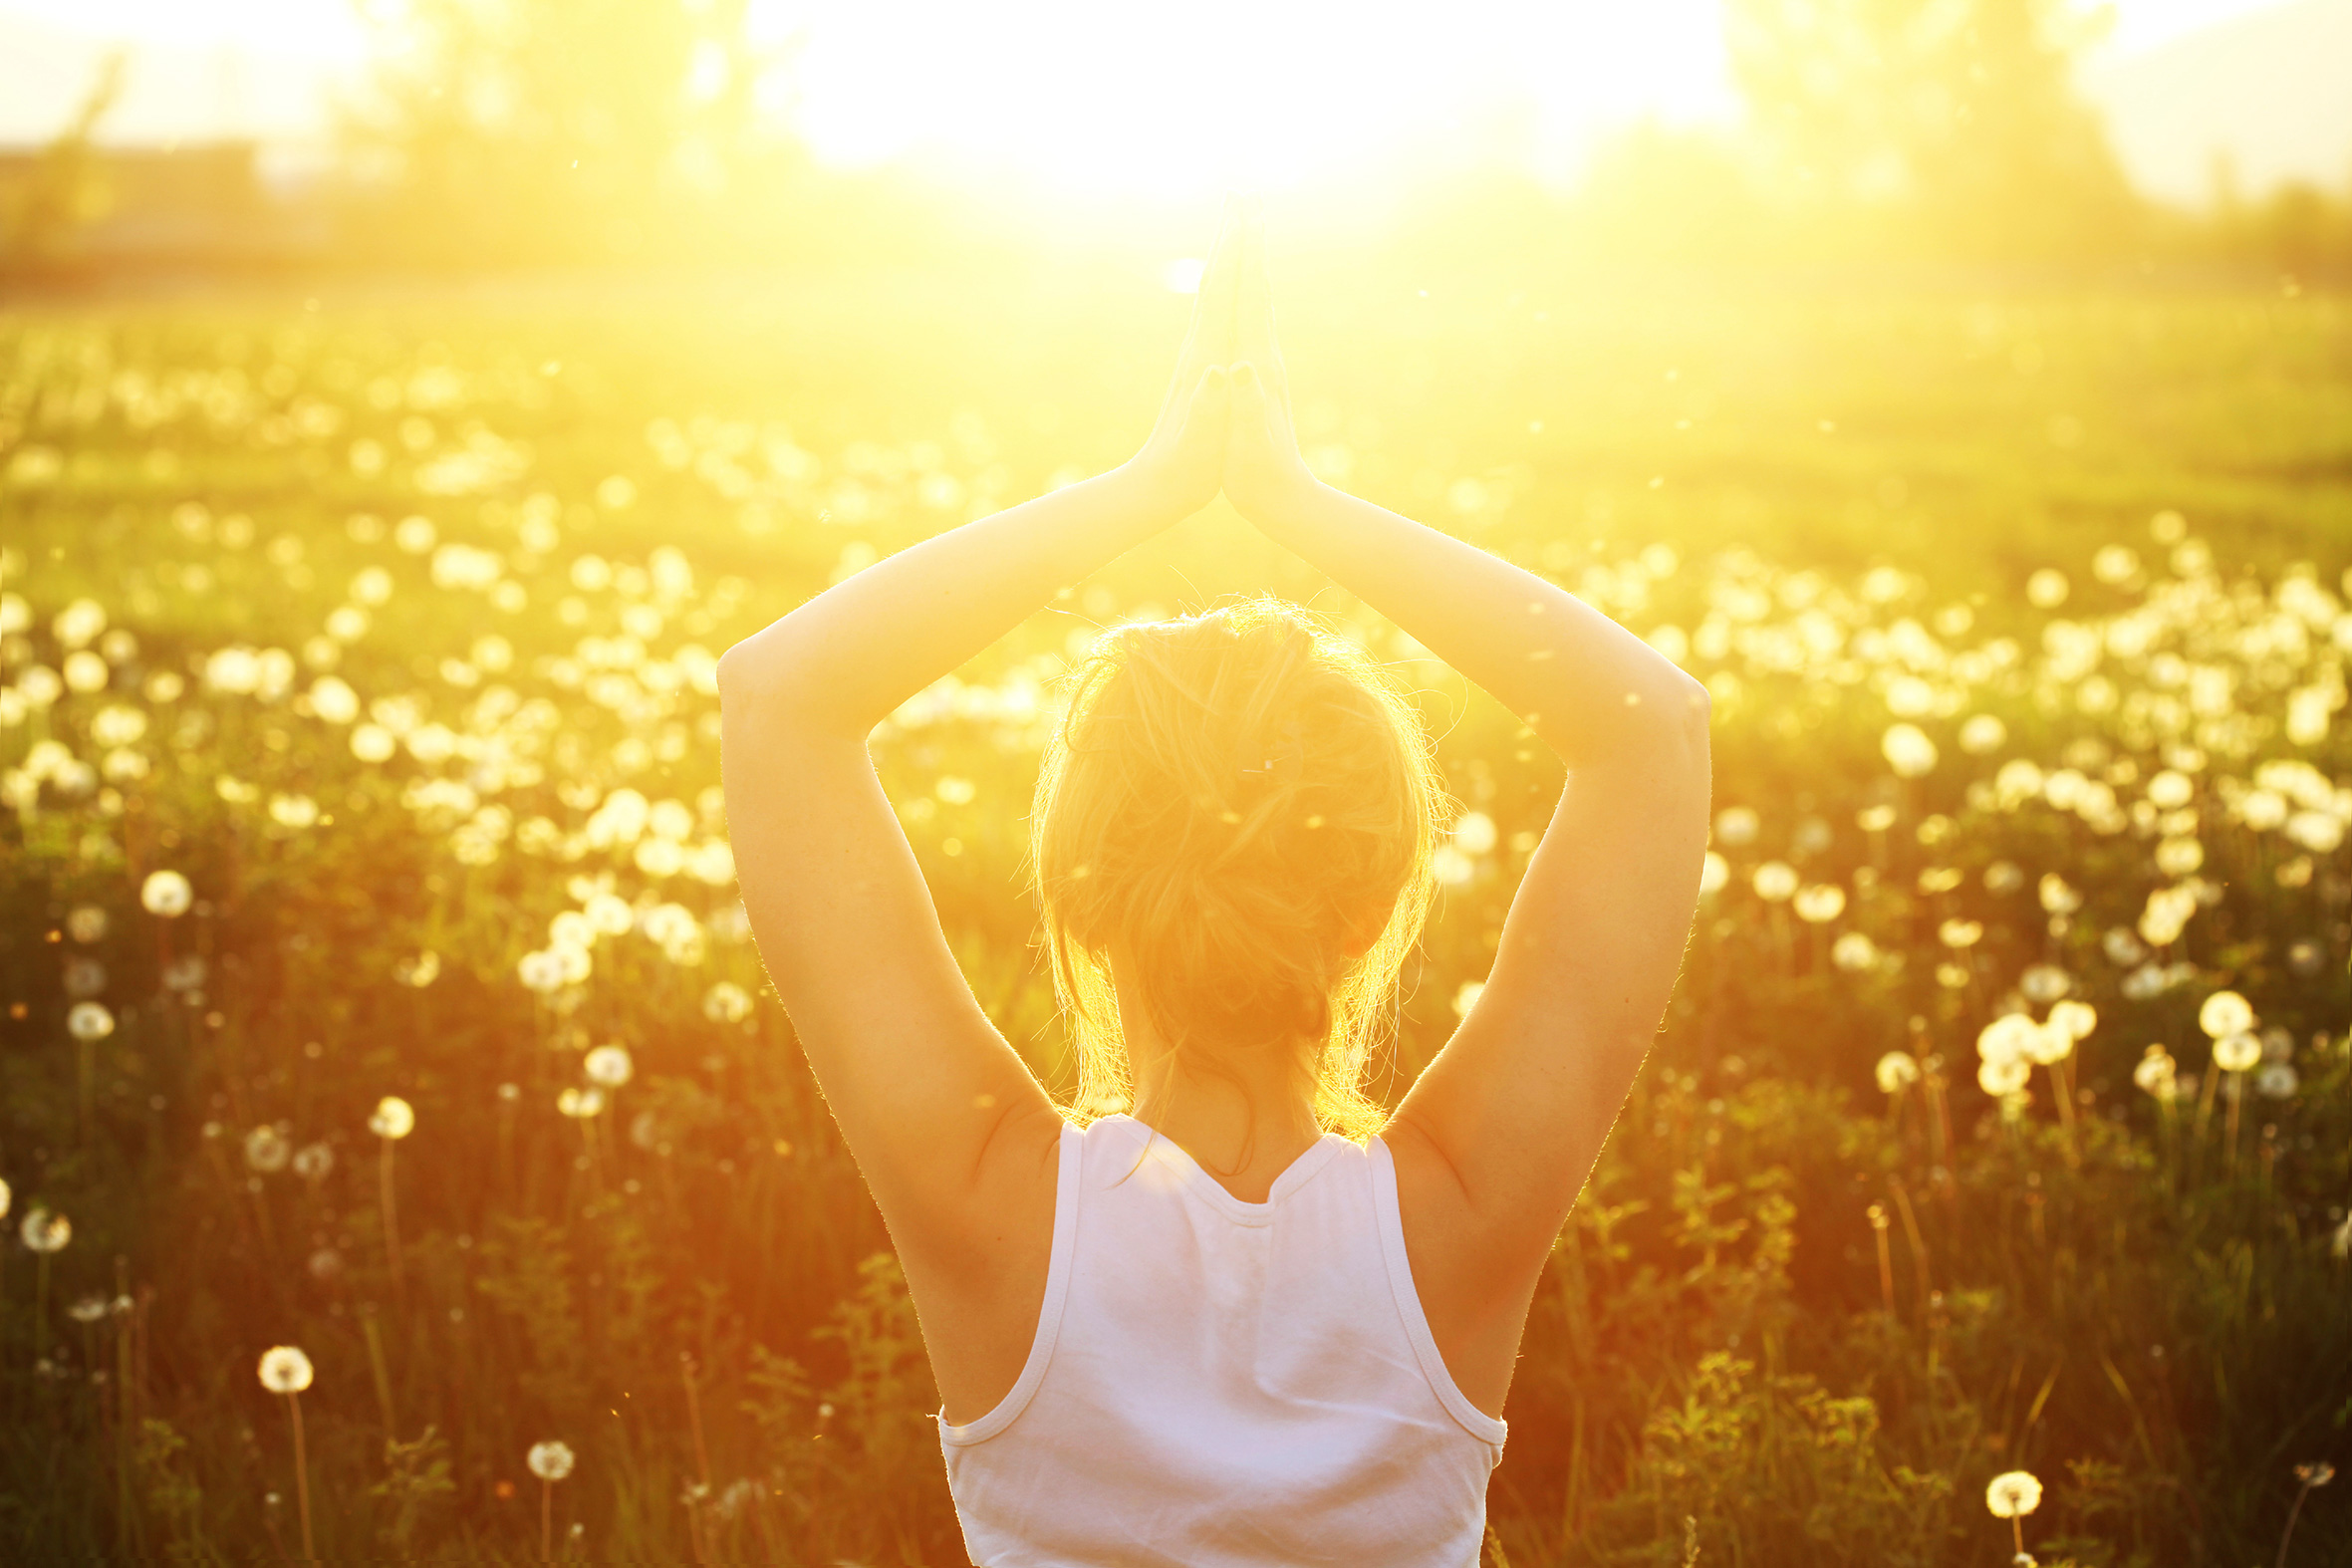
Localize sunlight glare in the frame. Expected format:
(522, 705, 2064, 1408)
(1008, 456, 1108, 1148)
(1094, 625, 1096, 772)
(762, 0, 1741, 197)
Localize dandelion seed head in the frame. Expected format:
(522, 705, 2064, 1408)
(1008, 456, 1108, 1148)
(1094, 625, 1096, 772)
(518, 949, 567, 993)
(2018, 964, 2072, 1003)
(2046, 1000, 2097, 1043)
(67, 1001, 116, 1042)
(702, 980, 753, 1023)
(1984, 1469, 2042, 1518)
(557, 1086, 607, 1120)
(1958, 713, 2007, 754)
(2212, 1031, 2261, 1074)
(1977, 1056, 2031, 1097)
(584, 1045, 634, 1088)
(1712, 806, 1759, 847)
(527, 1439, 575, 1481)
(2036, 873, 2082, 915)
(1832, 930, 1880, 971)
(1751, 861, 1799, 902)
(1881, 722, 1938, 778)
(1792, 884, 1846, 923)
(244, 1126, 291, 1174)
(2133, 1045, 2177, 1098)
(2198, 990, 2254, 1039)
(1443, 810, 1498, 859)
(584, 893, 635, 936)
(257, 1345, 313, 1395)
(370, 1096, 416, 1140)
(140, 871, 193, 918)
(20, 1205, 71, 1253)
(2018, 1018, 2073, 1066)
(1874, 1051, 1920, 1094)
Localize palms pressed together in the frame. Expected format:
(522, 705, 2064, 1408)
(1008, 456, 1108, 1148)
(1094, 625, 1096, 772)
(1127, 196, 1319, 531)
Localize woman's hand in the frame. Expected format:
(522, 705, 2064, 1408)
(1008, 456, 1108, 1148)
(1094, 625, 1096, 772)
(1119, 198, 1245, 522)
(1221, 203, 1319, 526)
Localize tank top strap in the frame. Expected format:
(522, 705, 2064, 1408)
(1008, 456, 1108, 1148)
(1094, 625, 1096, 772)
(1366, 1136, 1510, 1448)
(937, 1118, 1084, 1446)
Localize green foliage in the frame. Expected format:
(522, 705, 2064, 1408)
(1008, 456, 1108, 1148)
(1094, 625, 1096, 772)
(0, 280, 2347, 1566)
(133, 1419, 219, 1567)
(369, 1424, 455, 1553)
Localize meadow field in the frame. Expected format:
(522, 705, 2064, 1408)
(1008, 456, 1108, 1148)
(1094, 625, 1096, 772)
(1, 268, 2348, 1564)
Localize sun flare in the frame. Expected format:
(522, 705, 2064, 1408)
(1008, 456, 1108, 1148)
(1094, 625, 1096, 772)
(767, 0, 1737, 196)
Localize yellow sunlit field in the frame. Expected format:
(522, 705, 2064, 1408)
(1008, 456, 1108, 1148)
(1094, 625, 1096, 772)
(3, 267, 2347, 1562)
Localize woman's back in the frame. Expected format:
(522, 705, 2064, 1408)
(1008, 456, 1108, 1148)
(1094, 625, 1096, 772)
(717, 200, 1709, 1564)
(942, 1116, 1504, 1568)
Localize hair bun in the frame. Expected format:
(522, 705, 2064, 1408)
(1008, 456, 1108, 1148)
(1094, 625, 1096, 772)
(1030, 598, 1445, 1137)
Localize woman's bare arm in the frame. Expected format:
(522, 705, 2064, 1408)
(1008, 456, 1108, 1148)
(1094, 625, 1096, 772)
(717, 206, 1242, 1269)
(1221, 207, 1712, 1404)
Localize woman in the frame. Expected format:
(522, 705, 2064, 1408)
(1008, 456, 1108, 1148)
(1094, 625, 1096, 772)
(718, 199, 1712, 1566)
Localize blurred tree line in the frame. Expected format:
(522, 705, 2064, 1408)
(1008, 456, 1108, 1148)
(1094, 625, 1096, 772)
(336, 0, 951, 266)
(8, 0, 2349, 276)
(0, 53, 126, 270)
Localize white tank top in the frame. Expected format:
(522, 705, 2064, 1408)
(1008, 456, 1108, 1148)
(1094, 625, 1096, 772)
(938, 1113, 1507, 1567)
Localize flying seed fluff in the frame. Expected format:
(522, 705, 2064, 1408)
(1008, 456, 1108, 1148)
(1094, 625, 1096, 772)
(1031, 598, 1446, 1142)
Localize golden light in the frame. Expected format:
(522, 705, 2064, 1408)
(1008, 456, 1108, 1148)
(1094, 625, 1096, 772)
(765, 0, 1739, 198)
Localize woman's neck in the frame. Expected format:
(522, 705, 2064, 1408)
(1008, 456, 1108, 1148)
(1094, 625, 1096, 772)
(1110, 957, 1325, 1201)
(1129, 1058, 1322, 1203)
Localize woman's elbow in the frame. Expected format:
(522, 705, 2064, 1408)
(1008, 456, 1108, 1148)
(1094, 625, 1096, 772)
(714, 641, 761, 702)
(715, 640, 811, 737)
(716, 633, 806, 707)
(1641, 672, 1712, 755)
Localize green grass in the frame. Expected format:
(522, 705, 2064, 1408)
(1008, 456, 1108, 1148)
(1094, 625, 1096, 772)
(1, 273, 2348, 1564)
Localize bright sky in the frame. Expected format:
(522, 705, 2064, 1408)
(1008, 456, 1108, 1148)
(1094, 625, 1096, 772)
(0, 0, 2315, 197)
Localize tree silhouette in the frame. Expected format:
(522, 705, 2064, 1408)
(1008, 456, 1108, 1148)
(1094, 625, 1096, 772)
(1725, 0, 2138, 257)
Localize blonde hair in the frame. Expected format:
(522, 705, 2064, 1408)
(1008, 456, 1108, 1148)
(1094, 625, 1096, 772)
(1030, 597, 1443, 1142)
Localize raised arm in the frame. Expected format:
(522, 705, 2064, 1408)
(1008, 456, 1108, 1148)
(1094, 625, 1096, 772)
(716, 205, 1241, 1270)
(1220, 207, 1712, 1409)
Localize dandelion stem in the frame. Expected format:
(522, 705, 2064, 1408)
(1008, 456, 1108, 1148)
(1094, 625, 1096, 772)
(2194, 1056, 2221, 1176)
(1888, 1180, 1932, 1322)
(77, 1037, 94, 1146)
(2276, 1472, 2317, 1568)
(362, 1303, 396, 1442)
(33, 1253, 51, 1375)
(2224, 1083, 2242, 1177)
(682, 1353, 712, 1492)
(2011, 1515, 2023, 1557)
(379, 1136, 404, 1297)
(2047, 1060, 2079, 1167)
(1923, 1069, 1952, 1174)
(541, 1476, 552, 1562)
(286, 1391, 315, 1563)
